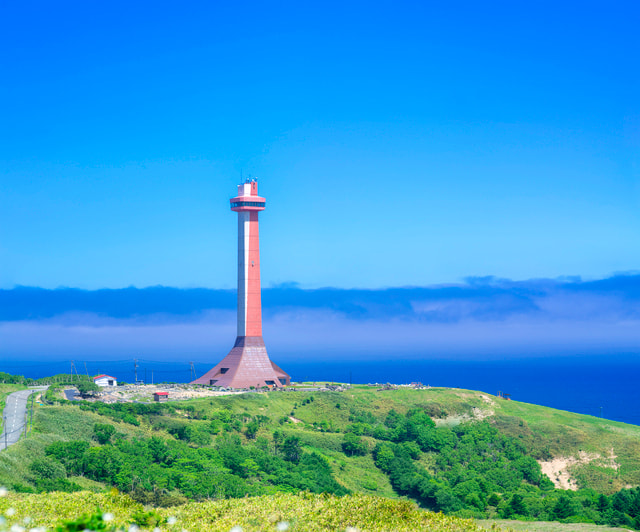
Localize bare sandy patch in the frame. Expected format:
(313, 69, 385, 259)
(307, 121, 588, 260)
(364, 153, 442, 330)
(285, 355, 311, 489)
(538, 449, 620, 490)
(434, 407, 494, 427)
(480, 394, 496, 406)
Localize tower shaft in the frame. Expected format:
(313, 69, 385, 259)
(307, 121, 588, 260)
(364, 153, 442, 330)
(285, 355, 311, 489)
(237, 210, 262, 337)
(191, 179, 290, 388)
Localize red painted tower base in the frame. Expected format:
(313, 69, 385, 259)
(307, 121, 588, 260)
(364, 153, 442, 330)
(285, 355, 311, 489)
(191, 336, 290, 388)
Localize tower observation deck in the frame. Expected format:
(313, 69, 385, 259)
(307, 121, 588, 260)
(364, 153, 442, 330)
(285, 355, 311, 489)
(191, 179, 290, 388)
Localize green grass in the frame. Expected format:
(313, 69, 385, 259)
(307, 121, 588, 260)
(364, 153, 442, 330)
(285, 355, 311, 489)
(0, 403, 155, 490)
(16, 386, 640, 488)
(0, 491, 490, 531)
(481, 520, 631, 531)
(489, 393, 640, 492)
(163, 386, 640, 498)
(153, 386, 640, 494)
(5, 385, 640, 529)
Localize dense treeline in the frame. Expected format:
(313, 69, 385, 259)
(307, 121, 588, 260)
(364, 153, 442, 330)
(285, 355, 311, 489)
(17, 401, 347, 506)
(0, 372, 98, 386)
(36, 432, 346, 505)
(345, 408, 640, 528)
(0, 372, 29, 384)
(15, 393, 640, 529)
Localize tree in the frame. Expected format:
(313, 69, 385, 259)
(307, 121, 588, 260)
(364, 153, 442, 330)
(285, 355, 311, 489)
(374, 443, 395, 472)
(93, 423, 116, 444)
(342, 433, 367, 457)
(509, 493, 529, 517)
(553, 494, 575, 519)
(245, 420, 259, 439)
(76, 381, 100, 395)
(597, 493, 610, 513)
(281, 436, 301, 463)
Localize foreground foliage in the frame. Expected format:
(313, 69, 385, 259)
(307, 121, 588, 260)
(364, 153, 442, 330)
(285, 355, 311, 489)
(0, 490, 488, 531)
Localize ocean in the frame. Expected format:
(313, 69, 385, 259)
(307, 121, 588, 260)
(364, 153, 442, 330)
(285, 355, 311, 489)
(3, 354, 639, 426)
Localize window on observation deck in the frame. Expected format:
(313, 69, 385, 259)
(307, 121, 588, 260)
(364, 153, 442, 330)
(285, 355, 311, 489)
(231, 201, 265, 207)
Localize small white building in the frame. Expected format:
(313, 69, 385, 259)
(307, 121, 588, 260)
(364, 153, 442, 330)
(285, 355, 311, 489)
(93, 374, 117, 387)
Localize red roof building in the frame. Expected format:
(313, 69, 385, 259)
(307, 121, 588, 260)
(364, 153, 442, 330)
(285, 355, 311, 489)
(93, 375, 117, 387)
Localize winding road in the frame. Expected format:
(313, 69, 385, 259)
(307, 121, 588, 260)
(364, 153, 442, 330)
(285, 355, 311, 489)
(0, 387, 47, 451)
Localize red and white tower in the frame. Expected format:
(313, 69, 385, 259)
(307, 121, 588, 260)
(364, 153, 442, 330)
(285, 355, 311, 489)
(191, 179, 290, 388)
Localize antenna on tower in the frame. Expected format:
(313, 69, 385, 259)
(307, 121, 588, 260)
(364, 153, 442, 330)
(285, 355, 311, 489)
(134, 359, 139, 385)
(189, 361, 196, 382)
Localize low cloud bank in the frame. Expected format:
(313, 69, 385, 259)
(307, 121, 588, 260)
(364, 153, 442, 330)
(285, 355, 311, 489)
(1, 274, 639, 360)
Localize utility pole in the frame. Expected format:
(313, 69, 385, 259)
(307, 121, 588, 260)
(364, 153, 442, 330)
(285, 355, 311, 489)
(151, 370, 154, 385)
(134, 359, 139, 385)
(84, 362, 89, 377)
(189, 362, 195, 382)
(70, 360, 77, 381)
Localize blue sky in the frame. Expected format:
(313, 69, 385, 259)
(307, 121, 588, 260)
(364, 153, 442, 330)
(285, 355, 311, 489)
(1, 1, 638, 290)
(1, 1, 639, 366)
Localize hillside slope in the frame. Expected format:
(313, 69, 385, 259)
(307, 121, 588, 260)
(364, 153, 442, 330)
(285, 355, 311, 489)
(2, 385, 640, 529)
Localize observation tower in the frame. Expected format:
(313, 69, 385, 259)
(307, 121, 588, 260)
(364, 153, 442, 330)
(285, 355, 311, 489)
(191, 179, 290, 388)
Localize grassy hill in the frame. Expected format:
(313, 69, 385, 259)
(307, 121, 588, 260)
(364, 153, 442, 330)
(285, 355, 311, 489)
(1, 384, 640, 530)
(178, 385, 640, 494)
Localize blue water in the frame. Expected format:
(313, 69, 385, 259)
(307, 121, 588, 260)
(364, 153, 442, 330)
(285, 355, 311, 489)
(2, 355, 639, 426)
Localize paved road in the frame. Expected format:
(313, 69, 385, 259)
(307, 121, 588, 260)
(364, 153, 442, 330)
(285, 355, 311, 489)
(64, 389, 79, 401)
(0, 387, 47, 451)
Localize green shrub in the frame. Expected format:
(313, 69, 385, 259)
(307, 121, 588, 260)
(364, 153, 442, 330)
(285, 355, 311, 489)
(93, 423, 116, 444)
(30, 457, 66, 480)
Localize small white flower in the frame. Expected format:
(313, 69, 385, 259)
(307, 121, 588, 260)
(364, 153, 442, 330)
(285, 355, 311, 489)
(153, 528, 161, 532)
(276, 522, 289, 531)
(22, 517, 31, 525)
(230, 527, 243, 532)
(128, 525, 140, 532)
(167, 517, 177, 525)
(6, 508, 16, 516)
(346, 528, 359, 532)
(0, 487, 8, 497)
(102, 513, 114, 522)
(10, 525, 25, 532)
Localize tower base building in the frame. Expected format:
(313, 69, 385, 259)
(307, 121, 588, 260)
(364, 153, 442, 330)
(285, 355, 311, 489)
(191, 336, 289, 388)
(191, 179, 290, 388)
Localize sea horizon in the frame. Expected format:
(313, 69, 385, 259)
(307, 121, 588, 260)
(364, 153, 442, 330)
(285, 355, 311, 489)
(3, 353, 639, 426)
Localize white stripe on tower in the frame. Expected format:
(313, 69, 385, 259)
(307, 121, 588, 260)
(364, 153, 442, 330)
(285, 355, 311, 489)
(237, 211, 250, 337)
(243, 211, 250, 334)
